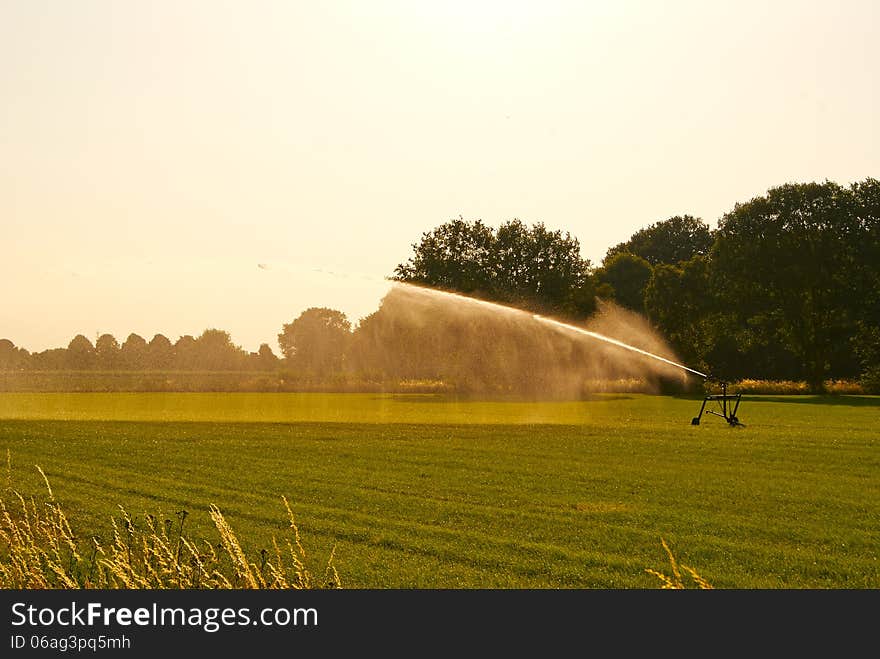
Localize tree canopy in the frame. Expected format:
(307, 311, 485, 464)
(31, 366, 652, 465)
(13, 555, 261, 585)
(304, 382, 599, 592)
(595, 253, 653, 313)
(605, 215, 713, 266)
(278, 307, 352, 374)
(394, 217, 595, 317)
(711, 181, 862, 389)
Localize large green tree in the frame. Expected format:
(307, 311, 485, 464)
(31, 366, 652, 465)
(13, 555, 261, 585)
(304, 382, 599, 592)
(595, 252, 653, 313)
(849, 177, 880, 390)
(394, 217, 595, 317)
(393, 217, 495, 295)
(605, 215, 713, 266)
(711, 181, 862, 391)
(644, 258, 710, 371)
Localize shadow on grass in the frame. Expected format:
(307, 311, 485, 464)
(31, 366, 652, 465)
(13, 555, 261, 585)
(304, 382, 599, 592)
(383, 393, 637, 403)
(741, 395, 880, 407)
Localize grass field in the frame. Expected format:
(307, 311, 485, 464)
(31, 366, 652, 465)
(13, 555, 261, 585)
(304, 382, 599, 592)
(1, 392, 878, 588)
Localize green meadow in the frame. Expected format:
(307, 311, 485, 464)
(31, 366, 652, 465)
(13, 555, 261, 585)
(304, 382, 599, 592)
(1, 392, 878, 588)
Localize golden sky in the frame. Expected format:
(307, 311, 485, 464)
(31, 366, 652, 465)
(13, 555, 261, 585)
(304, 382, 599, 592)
(2, 0, 877, 353)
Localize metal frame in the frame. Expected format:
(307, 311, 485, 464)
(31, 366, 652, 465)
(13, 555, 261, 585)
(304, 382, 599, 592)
(691, 381, 744, 426)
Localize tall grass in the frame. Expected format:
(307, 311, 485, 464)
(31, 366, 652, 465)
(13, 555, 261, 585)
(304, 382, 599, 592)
(0, 458, 339, 589)
(705, 379, 865, 395)
(645, 538, 713, 589)
(2, 457, 714, 590)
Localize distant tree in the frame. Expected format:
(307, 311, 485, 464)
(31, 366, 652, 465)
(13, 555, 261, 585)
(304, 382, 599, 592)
(255, 343, 280, 371)
(394, 217, 596, 317)
(605, 215, 713, 266)
(95, 334, 120, 370)
(193, 329, 246, 371)
(67, 334, 96, 369)
(31, 348, 67, 370)
(120, 334, 148, 370)
(346, 306, 439, 380)
(0, 339, 18, 370)
(147, 334, 174, 369)
(0, 339, 30, 371)
(173, 335, 198, 370)
(711, 181, 861, 391)
(278, 308, 351, 374)
(595, 252, 653, 313)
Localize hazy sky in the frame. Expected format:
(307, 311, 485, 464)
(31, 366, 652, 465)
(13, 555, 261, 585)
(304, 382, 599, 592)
(2, 0, 877, 353)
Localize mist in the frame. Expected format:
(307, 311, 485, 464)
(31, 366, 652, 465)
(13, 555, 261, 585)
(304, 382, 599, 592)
(346, 283, 694, 397)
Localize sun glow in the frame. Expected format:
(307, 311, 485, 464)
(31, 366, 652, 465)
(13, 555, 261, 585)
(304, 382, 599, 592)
(409, 0, 553, 38)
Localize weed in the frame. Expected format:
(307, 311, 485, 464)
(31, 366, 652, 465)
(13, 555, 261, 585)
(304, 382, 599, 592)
(0, 465, 339, 590)
(645, 538, 713, 589)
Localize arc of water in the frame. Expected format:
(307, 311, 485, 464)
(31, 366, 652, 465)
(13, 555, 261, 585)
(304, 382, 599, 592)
(393, 282, 708, 379)
(533, 315, 708, 378)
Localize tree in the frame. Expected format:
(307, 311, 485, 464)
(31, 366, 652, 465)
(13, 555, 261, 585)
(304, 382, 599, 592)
(495, 220, 595, 316)
(605, 215, 713, 266)
(711, 181, 861, 391)
(643, 256, 749, 378)
(95, 333, 120, 369)
(394, 217, 496, 295)
(346, 305, 442, 381)
(394, 217, 596, 318)
(120, 334, 148, 370)
(147, 334, 174, 369)
(850, 177, 880, 390)
(173, 335, 197, 370)
(278, 308, 351, 374)
(0, 339, 29, 371)
(255, 343, 280, 371)
(852, 324, 880, 392)
(67, 334, 96, 369)
(193, 329, 246, 371)
(595, 252, 653, 313)
(30, 348, 67, 370)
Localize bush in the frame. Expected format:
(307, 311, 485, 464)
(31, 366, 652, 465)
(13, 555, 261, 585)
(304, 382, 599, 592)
(704, 379, 865, 395)
(859, 367, 880, 395)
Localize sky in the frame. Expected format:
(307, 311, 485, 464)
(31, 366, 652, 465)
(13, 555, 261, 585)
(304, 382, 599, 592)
(2, 0, 877, 354)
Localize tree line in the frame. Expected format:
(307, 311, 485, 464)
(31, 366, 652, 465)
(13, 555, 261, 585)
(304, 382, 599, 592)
(0, 330, 280, 372)
(2, 177, 878, 393)
(390, 178, 879, 392)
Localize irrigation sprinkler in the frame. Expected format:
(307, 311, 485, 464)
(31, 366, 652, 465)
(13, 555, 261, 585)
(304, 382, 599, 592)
(691, 380, 744, 427)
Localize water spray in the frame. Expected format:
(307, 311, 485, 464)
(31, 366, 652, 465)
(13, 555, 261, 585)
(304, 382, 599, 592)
(389, 282, 745, 427)
(262, 264, 745, 426)
(391, 282, 704, 372)
(533, 315, 708, 379)
(541, 315, 745, 427)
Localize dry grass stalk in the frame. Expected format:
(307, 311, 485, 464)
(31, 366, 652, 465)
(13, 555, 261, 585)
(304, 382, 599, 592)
(645, 538, 714, 589)
(0, 463, 339, 590)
